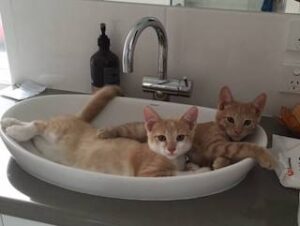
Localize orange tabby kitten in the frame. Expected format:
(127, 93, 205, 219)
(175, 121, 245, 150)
(2, 86, 201, 177)
(188, 86, 275, 169)
(97, 86, 275, 170)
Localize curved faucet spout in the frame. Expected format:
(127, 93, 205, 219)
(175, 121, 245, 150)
(122, 17, 168, 80)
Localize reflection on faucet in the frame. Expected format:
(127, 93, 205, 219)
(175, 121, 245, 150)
(122, 17, 192, 101)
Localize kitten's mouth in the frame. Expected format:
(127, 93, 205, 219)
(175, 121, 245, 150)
(230, 135, 245, 141)
(230, 136, 241, 141)
(166, 152, 177, 159)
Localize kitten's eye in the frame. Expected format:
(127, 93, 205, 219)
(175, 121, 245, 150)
(157, 135, 166, 142)
(244, 120, 252, 126)
(227, 117, 235, 123)
(176, 135, 185, 141)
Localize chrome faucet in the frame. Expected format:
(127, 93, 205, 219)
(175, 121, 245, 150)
(123, 17, 192, 100)
(123, 17, 167, 80)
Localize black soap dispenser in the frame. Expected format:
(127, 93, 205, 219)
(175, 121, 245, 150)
(90, 23, 120, 92)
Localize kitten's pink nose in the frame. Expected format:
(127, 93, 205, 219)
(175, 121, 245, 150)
(234, 128, 242, 135)
(168, 148, 176, 154)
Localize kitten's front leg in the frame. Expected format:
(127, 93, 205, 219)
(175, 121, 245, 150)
(97, 127, 118, 139)
(97, 122, 147, 142)
(212, 157, 232, 170)
(255, 148, 277, 170)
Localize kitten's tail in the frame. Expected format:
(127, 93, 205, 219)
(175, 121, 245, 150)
(78, 85, 122, 122)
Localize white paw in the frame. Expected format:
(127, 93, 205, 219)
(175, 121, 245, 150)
(1, 118, 24, 131)
(185, 162, 200, 171)
(6, 123, 37, 142)
(194, 167, 211, 173)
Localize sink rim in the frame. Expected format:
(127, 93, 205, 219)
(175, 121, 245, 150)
(0, 94, 265, 182)
(0, 94, 264, 200)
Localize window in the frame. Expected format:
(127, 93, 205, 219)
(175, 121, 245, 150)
(0, 14, 11, 84)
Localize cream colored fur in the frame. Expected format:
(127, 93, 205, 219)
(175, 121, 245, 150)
(2, 86, 208, 177)
(96, 86, 276, 170)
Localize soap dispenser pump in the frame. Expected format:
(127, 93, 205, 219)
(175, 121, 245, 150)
(90, 23, 120, 92)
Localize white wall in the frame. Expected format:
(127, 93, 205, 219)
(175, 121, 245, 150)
(1, 0, 300, 116)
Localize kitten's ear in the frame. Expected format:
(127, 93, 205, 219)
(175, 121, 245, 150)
(253, 93, 267, 114)
(181, 106, 199, 130)
(218, 86, 234, 110)
(144, 106, 161, 131)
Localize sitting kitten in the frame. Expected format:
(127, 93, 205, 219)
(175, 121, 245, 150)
(2, 86, 204, 177)
(97, 86, 276, 170)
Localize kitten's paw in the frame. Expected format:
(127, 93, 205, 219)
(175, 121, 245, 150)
(96, 128, 116, 139)
(258, 150, 277, 170)
(1, 118, 24, 131)
(6, 123, 37, 142)
(194, 167, 211, 173)
(176, 167, 211, 176)
(185, 162, 200, 171)
(96, 129, 111, 139)
(212, 157, 231, 170)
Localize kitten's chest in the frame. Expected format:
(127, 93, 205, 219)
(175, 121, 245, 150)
(172, 156, 186, 171)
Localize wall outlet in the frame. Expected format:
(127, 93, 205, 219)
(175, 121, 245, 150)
(281, 64, 300, 94)
(288, 77, 300, 92)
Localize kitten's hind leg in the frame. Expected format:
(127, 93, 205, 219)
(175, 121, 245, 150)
(5, 120, 45, 142)
(1, 118, 25, 131)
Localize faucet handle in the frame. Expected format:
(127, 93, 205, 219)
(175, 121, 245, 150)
(183, 76, 189, 87)
(179, 77, 193, 95)
(142, 76, 193, 97)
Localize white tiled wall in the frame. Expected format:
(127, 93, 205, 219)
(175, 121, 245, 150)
(166, 7, 295, 115)
(1, 0, 166, 94)
(1, 0, 300, 115)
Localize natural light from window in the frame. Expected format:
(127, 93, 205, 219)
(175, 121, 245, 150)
(0, 14, 11, 84)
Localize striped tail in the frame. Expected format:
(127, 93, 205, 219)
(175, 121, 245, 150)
(78, 85, 122, 122)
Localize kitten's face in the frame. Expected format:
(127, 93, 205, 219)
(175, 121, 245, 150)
(143, 106, 198, 160)
(216, 102, 260, 141)
(216, 86, 266, 141)
(147, 120, 194, 160)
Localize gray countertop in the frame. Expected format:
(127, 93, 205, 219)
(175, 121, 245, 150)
(0, 89, 298, 226)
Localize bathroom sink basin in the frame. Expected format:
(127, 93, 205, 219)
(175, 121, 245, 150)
(0, 95, 267, 200)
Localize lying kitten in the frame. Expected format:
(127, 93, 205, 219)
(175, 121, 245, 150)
(2, 86, 204, 177)
(189, 86, 275, 169)
(97, 86, 276, 170)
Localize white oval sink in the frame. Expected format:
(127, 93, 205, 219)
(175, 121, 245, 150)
(0, 95, 267, 200)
